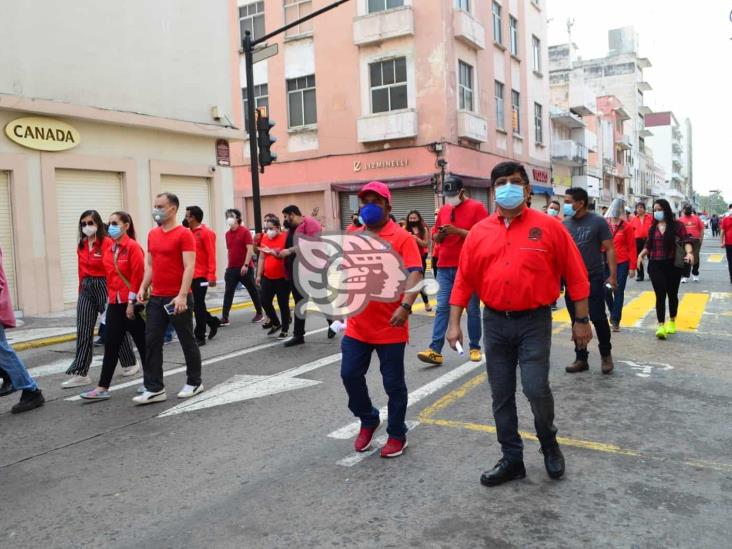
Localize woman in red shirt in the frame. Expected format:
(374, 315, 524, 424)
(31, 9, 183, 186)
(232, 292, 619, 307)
(406, 210, 433, 312)
(80, 212, 146, 400)
(604, 200, 637, 331)
(255, 217, 291, 339)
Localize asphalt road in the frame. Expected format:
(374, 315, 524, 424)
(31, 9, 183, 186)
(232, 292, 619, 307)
(1, 239, 731, 548)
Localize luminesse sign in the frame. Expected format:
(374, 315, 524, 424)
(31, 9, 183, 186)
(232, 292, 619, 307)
(5, 116, 80, 152)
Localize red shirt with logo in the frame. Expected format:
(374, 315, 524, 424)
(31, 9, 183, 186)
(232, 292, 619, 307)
(721, 216, 732, 246)
(103, 234, 145, 304)
(434, 198, 488, 268)
(679, 214, 704, 240)
(78, 236, 110, 284)
(260, 232, 287, 280)
(607, 219, 637, 270)
(147, 225, 196, 297)
(451, 207, 589, 310)
(226, 224, 254, 269)
(345, 220, 423, 344)
(629, 213, 653, 240)
(191, 224, 217, 281)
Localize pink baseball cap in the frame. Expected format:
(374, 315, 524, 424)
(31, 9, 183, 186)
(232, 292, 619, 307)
(358, 181, 391, 203)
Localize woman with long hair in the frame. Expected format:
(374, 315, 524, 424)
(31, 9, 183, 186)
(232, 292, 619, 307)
(63, 210, 137, 388)
(604, 198, 637, 332)
(406, 210, 433, 312)
(637, 199, 694, 340)
(80, 212, 147, 400)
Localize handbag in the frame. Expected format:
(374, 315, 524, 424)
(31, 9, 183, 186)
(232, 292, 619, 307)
(113, 245, 146, 320)
(673, 224, 686, 269)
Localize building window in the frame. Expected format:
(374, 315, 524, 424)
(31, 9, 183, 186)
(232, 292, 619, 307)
(511, 89, 521, 135)
(458, 61, 474, 112)
(367, 0, 404, 14)
(495, 81, 505, 130)
(239, 1, 265, 42)
(287, 75, 317, 128)
(369, 57, 408, 114)
(492, 2, 502, 45)
(284, 0, 313, 37)
(534, 102, 543, 144)
(532, 35, 541, 72)
(509, 16, 519, 56)
(454, 0, 470, 11)
(242, 84, 269, 127)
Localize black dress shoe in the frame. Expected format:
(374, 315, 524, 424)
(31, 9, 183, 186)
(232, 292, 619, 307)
(207, 318, 220, 340)
(541, 444, 565, 479)
(480, 458, 526, 487)
(283, 337, 305, 348)
(196, 338, 207, 347)
(327, 327, 336, 339)
(11, 389, 45, 414)
(0, 382, 17, 397)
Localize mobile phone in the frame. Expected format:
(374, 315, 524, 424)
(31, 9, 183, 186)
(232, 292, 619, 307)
(164, 302, 176, 316)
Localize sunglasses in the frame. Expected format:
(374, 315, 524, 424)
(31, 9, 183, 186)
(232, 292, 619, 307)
(80, 221, 96, 227)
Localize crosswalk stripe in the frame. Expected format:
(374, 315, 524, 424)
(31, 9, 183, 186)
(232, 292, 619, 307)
(707, 254, 723, 263)
(620, 291, 657, 328)
(676, 293, 709, 332)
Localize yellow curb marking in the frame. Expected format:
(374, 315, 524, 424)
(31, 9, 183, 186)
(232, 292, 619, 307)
(707, 254, 722, 263)
(676, 293, 710, 332)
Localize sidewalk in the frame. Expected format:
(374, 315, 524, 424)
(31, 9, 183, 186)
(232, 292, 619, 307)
(8, 286, 258, 351)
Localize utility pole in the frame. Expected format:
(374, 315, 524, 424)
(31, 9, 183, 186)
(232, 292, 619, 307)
(242, 0, 351, 234)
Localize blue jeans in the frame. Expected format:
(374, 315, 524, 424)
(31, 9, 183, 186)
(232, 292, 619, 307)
(0, 325, 38, 391)
(604, 261, 629, 324)
(431, 267, 481, 352)
(340, 336, 408, 440)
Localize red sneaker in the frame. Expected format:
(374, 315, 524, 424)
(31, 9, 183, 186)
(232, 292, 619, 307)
(354, 422, 381, 452)
(380, 437, 408, 458)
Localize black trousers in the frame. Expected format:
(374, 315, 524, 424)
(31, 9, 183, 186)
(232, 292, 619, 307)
(727, 245, 732, 282)
(648, 259, 682, 323)
(144, 295, 201, 392)
(222, 267, 262, 320)
(431, 256, 438, 278)
(566, 272, 612, 360)
(635, 239, 647, 280)
(420, 254, 429, 305)
(261, 277, 291, 331)
(291, 280, 331, 338)
(682, 240, 702, 278)
(99, 303, 146, 388)
(191, 278, 219, 340)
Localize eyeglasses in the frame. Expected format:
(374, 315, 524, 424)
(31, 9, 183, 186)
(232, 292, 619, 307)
(80, 221, 96, 227)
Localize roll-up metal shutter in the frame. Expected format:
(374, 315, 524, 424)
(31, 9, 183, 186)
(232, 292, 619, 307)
(466, 187, 489, 211)
(0, 172, 18, 305)
(56, 169, 124, 303)
(160, 175, 212, 225)
(339, 185, 437, 229)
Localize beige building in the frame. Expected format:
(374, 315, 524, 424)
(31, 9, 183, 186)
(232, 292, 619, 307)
(0, 0, 243, 315)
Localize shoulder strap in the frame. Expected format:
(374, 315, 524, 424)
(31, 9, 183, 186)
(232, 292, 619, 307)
(113, 244, 132, 290)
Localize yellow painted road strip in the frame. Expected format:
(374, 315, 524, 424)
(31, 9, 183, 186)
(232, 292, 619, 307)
(676, 292, 709, 332)
(619, 291, 657, 328)
(707, 254, 722, 263)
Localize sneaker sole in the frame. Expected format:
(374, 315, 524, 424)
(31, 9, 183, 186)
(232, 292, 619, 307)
(121, 368, 140, 377)
(133, 394, 167, 405)
(178, 387, 204, 399)
(380, 440, 408, 458)
(417, 355, 443, 366)
(355, 421, 382, 452)
(61, 380, 92, 389)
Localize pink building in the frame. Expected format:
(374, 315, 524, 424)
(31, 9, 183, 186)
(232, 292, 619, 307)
(234, 0, 550, 227)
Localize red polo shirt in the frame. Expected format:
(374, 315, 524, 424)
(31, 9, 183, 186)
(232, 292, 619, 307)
(226, 224, 254, 269)
(629, 214, 652, 240)
(607, 220, 637, 270)
(451, 207, 589, 311)
(679, 214, 704, 240)
(148, 225, 196, 297)
(103, 234, 145, 304)
(260, 232, 287, 280)
(78, 236, 111, 285)
(434, 198, 488, 268)
(345, 220, 423, 344)
(722, 216, 732, 246)
(191, 224, 217, 281)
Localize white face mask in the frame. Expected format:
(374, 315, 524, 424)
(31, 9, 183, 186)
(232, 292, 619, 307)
(445, 194, 461, 207)
(81, 225, 97, 237)
(547, 208, 559, 217)
(266, 229, 278, 239)
(226, 217, 237, 228)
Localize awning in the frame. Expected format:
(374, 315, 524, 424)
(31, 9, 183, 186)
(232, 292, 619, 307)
(453, 173, 493, 188)
(531, 184, 554, 196)
(331, 174, 432, 192)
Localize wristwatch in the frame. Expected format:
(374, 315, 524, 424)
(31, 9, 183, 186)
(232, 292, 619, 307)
(575, 316, 590, 324)
(400, 302, 412, 314)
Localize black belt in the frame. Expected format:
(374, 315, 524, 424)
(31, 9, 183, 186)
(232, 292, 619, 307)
(484, 305, 550, 319)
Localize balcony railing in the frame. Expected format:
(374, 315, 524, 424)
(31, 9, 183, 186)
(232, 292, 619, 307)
(453, 9, 485, 50)
(551, 139, 587, 166)
(353, 6, 414, 47)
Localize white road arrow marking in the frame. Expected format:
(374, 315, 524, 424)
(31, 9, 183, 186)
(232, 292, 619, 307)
(157, 353, 342, 417)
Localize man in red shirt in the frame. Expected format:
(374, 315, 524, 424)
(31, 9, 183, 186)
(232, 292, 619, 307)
(679, 205, 705, 283)
(446, 161, 592, 487)
(417, 176, 487, 366)
(629, 203, 652, 281)
(221, 208, 263, 326)
(721, 205, 732, 284)
(341, 181, 423, 458)
(135, 192, 202, 404)
(184, 206, 221, 345)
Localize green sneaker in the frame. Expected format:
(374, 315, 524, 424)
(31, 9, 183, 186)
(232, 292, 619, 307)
(655, 325, 667, 340)
(665, 320, 677, 335)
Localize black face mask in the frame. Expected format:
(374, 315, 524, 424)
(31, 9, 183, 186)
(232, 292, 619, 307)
(283, 220, 292, 230)
(182, 218, 190, 228)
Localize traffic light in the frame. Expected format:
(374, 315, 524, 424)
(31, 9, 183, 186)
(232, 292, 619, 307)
(256, 108, 277, 170)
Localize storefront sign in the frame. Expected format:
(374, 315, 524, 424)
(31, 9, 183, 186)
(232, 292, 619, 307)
(216, 139, 230, 166)
(532, 168, 549, 184)
(5, 117, 80, 151)
(353, 159, 409, 173)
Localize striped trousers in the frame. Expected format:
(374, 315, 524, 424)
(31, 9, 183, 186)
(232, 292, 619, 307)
(66, 277, 136, 376)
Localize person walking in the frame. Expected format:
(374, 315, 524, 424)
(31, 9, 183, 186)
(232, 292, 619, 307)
(406, 210, 433, 312)
(637, 199, 694, 340)
(430, 208, 440, 278)
(604, 199, 636, 332)
(255, 217, 291, 339)
(63, 210, 137, 388)
(446, 161, 592, 486)
(0, 246, 45, 413)
(563, 187, 617, 374)
(679, 205, 705, 283)
(722, 206, 732, 284)
(221, 208, 263, 326)
(134, 192, 203, 404)
(80, 212, 146, 401)
(630, 203, 652, 281)
(547, 200, 562, 218)
(184, 206, 221, 345)
(341, 182, 423, 458)
(710, 214, 720, 238)
(417, 176, 487, 366)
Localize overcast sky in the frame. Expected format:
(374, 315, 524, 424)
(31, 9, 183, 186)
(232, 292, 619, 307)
(547, 0, 732, 201)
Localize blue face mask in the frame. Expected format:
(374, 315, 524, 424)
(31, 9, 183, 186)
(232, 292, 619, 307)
(547, 208, 559, 217)
(108, 225, 122, 239)
(360, 203, 385, 226)
(563, 204, 576, 218)
(654, 211, 665, 221)
(495, 183, 525, 210)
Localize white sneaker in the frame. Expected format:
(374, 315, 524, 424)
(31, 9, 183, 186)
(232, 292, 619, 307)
(132, 389, 167, 405)
(681, 277, 689, 284)
(177, 384, 204, 399)
(692, 275, 699, 282)
(61, 375, 92, 389)
(121, 365, 140, 377)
